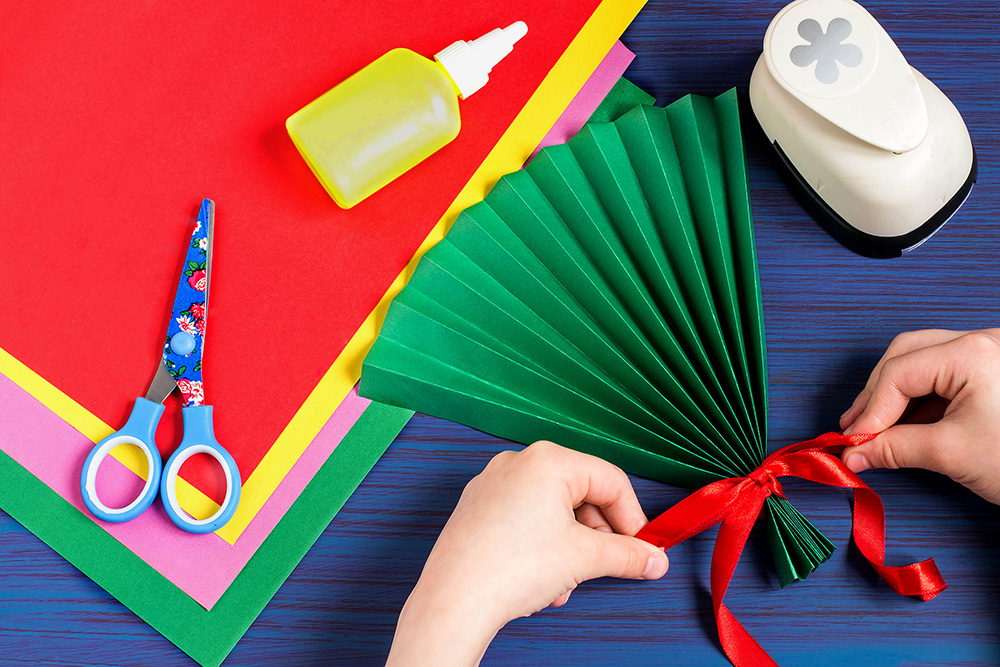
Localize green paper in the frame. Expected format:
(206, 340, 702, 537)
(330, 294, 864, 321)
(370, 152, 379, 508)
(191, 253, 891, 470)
(0, 402, 413, 667)
(361, 88, 834, 583)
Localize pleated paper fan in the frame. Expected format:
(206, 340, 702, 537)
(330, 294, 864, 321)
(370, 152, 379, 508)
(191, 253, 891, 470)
(360, 89, 834, 586)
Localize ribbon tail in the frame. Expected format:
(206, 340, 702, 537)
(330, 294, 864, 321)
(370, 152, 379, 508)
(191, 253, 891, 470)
(712, 492, 778, 667)
(716, 605, 779, 667)
(851, 484, 948, 600)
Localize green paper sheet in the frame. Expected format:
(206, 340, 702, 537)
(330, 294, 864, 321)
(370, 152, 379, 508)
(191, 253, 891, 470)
(0, 402, 413, 667)
(360, 89, 834, 585)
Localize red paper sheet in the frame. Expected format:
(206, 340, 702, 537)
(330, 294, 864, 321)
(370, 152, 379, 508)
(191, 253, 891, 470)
(0, 0, 601, 503)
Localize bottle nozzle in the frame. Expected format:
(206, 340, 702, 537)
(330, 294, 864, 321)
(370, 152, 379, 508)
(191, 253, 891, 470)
(435, 21, 529, 99)
(502, 21, 528, 45)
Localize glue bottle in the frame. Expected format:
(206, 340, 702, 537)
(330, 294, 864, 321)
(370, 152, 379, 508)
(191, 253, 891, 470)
(286, 21, 528, 209)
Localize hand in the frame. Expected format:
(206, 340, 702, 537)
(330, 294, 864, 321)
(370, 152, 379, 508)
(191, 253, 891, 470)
(386, 441, 669, 667)
(839, 329, 1000, 504)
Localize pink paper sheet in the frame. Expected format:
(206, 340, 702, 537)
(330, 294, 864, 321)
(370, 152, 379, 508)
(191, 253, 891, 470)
(0, 40, 634, 611)
(0, 372, 369, 609)
(531, 40, 635, 157)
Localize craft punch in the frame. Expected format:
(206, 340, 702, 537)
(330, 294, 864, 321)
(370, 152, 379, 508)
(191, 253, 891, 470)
(750, 0, 977, 258)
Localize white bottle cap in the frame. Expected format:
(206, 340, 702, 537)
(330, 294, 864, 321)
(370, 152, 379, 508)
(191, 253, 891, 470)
(435, 21, 528, 99)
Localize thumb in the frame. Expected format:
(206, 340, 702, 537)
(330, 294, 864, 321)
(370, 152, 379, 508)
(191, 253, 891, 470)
(575, 525, 669, 582)
(843, 423, 949, 475)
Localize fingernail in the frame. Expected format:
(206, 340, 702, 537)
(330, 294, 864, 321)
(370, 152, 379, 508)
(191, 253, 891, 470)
(843, 422, 857, 436)
(845, 453, 870, 473)
(642, 550, 669, 579)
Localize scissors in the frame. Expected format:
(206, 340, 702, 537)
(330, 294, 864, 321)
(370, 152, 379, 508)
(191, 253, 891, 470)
(81, 199, 241, 534)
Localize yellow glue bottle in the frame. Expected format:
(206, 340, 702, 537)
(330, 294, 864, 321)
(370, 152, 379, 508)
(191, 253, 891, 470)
(287, 21, 528, 209)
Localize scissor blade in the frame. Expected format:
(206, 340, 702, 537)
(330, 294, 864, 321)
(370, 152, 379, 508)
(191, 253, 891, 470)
(145, 362, 177, 404)
(159, 198, 214, 408)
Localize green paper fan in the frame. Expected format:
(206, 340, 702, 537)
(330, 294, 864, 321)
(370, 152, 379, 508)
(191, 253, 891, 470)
(360, 89, 833, 585)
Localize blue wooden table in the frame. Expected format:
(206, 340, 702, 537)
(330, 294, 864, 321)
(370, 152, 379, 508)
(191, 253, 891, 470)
(2, 1, 998, 665)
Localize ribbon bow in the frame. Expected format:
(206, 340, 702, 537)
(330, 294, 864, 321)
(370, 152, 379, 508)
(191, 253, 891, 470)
(636, 432, 947, 667)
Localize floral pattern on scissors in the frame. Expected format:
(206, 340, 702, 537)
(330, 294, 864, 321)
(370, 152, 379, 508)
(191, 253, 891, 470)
(178, 302, 206, 335)
(176, 378, 205, 405)
(185, 260, 207, 292)
(163, 200, 212, 408)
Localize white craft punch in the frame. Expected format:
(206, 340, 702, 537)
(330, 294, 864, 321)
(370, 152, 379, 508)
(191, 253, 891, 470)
(750, 0, 977, 258)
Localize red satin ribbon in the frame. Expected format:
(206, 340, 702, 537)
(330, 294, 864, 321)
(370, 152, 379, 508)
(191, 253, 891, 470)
(636, 432, 947, 667)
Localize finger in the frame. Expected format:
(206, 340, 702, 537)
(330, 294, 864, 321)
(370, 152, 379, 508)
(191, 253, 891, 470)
(575, 503, 613, 533)
(840, 391, 871, 431)
(525, 442, 648, 536)
(574, 525, 669, 582)
(549, 591, 572, 608)
(840, 329, 966, 430)
(576, 465, 648, 537)
(844, 338, 973, 436)
(842, 422, 953, 475)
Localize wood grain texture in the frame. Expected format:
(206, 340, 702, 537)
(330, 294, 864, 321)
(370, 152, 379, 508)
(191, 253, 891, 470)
(2, 0, 999, 665)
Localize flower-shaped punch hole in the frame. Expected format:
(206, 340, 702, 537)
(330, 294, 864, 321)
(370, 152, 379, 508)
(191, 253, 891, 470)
(790, 17, 862, 84)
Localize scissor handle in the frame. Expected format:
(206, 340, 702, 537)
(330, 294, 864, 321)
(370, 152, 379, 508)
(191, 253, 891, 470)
(160, 405, 241, 534)
(80, 397, 165, 523)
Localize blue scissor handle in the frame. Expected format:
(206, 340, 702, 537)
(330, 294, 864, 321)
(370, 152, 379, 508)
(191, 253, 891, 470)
(160, 405, 241, 534)
(80, 397, 165, 523)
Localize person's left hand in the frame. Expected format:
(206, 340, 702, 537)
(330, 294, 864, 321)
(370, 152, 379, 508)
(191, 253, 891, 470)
(386, 441, 669, 667)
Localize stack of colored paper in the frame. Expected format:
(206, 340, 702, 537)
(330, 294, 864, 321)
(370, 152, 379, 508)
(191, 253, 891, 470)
(0, 1, 647, 664)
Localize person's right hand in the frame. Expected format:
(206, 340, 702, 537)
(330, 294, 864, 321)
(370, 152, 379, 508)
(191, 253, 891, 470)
(839, 328, 1000, 505)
